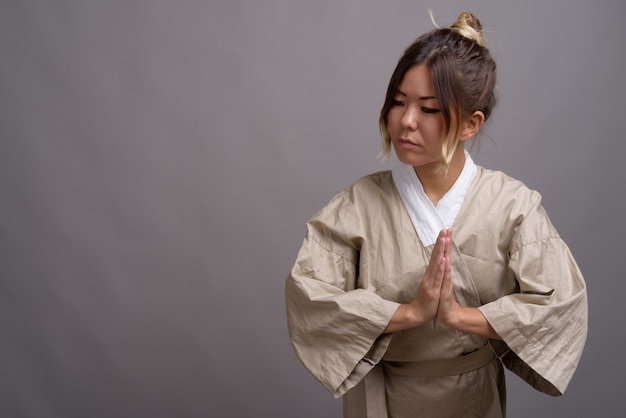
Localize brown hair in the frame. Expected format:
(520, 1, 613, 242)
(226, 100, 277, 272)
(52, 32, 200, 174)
(379, 11, 497, 166)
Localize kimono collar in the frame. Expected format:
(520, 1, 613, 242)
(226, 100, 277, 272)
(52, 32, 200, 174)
(391, 150, 477, 247)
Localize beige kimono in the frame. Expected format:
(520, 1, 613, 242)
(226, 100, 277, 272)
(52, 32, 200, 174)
(285, 162, 587, 418)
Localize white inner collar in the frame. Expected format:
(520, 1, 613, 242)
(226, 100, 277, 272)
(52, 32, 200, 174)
(391, 150, 477, 246)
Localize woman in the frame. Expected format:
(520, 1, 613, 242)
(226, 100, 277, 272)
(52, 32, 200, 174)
(285, 11, 587, 418)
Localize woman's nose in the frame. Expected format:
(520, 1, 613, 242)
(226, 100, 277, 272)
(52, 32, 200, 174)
(400, 107, 417, 130)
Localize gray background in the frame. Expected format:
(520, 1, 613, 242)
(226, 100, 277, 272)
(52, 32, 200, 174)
(0, 0, 623, 417)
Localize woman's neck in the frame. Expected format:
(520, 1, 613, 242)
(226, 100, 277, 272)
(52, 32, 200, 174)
(413, 148, 466, 206)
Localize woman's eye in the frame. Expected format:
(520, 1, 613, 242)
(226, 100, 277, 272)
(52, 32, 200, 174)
(421, 107, 441, 114)
(392, 100, 404, 107)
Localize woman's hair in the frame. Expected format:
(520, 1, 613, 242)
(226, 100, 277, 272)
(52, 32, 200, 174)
(379, 11, 497, 166)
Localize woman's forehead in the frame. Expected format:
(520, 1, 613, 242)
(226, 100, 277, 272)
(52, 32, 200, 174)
(397, 65, 436, 98)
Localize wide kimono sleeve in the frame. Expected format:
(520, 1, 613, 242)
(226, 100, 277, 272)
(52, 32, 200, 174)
(285, 207, 401, 398)
(478, 192, 588, 396)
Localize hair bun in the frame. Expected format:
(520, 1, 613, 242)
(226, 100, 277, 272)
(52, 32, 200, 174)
(450, 11, 485, 46)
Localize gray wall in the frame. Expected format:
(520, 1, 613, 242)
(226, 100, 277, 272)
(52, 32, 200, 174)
(1, 0, 623, 417)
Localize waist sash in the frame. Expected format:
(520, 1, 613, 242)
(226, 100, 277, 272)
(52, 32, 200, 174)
(382, 344, 496, 377)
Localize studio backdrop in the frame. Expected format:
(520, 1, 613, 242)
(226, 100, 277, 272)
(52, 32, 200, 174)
(0, 1, 624, 417)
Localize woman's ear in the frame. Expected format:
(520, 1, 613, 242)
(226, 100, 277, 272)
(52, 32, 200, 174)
(460, 111, 485, 141)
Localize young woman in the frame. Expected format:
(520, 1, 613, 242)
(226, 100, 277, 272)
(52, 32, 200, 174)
(285, 11, 587, 418)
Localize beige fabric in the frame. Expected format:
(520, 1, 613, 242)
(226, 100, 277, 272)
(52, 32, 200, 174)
(285, 167, 587, 417)
(382, 344, 495, 377)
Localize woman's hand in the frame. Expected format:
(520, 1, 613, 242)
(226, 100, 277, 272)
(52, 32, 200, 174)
(435, 229, 502, 340)
(383, 229, 452, 333)
(384, 228, 501, 339)
(435, 229, 462, 326)
(412, 228, 452, 324)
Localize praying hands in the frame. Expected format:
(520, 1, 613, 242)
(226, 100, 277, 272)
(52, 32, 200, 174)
(384, 229, 500, 340)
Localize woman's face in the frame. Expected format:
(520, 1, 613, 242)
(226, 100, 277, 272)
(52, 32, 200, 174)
(387, 64, 447, 169)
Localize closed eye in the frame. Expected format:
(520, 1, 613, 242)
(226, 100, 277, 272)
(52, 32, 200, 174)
(421, 107, 440, 114)
(392, 99, 404, 107)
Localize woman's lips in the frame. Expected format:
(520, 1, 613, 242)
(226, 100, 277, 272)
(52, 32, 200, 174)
(398, 139, 419, 148)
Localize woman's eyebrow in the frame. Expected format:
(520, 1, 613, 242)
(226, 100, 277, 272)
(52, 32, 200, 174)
(394, 89, 436, 101)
